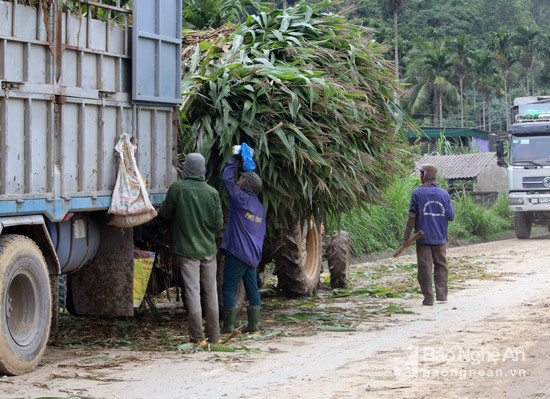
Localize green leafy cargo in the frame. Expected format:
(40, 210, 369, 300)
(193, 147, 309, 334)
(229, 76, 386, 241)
(180, 1, 415, 232)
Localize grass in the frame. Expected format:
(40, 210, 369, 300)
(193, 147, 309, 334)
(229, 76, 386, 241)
(448, 193, 512, 241)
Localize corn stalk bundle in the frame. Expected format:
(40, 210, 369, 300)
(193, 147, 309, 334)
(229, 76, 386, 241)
(180, 1, 414, 231)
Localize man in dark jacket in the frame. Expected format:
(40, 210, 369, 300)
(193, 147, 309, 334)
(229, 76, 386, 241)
(403, 164, 455, 306)
(220, 156, 266, 335)
(158, 153, 223, 344)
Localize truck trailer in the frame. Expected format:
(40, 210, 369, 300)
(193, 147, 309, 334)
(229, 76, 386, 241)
(497, 96, 550, 239)
(0, 0, 181, 375)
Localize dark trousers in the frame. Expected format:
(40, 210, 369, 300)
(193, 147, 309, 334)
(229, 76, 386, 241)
(222, 254, 261, 307)
(416, 243, 448, 302)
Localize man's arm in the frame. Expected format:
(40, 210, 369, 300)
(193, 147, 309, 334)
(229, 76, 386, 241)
(223, 156, 248, 203)
(403, 190, 418, 246)
(446, 194, 455, 222)
(157, 185, 174, 219)
(403, 212, 417, 246)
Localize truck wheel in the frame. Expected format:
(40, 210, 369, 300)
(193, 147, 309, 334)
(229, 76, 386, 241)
(274, 218, 322, 296)
(513, 213, 532, 239)
(326, 231, 351, 289)
(0, 235, 52, 375)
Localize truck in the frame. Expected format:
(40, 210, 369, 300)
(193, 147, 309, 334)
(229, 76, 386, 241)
(496, 96, 550, 239)
(0, 0, 182, 375)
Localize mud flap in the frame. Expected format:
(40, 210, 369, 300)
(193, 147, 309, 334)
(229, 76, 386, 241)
(68, 213, 134, 316)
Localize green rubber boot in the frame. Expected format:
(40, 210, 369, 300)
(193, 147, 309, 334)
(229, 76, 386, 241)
(220, 307, 237, 334)
(243, 306, 261, 335)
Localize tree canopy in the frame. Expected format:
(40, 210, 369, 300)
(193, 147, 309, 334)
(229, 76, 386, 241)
(351, 0, 549, 130)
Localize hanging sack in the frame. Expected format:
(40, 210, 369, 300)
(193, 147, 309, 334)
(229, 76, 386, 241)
(108, 133, 157, 228)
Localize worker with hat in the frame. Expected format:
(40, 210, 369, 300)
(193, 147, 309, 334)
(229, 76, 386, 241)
(403, 164, 455, 306)
(220, 147, 266, 335)
(158, 153, 223, 345)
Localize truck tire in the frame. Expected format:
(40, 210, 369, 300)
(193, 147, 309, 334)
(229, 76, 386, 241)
(274, 218, 322, 296)
(0, 235, 52, 375)
(326, 231, 351, 289)
(513, 213, 532, 239)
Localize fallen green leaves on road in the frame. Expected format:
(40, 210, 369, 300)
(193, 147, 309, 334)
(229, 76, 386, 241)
(331, 285, 420, 299)
(50, 254, 495, 356)
(276, 312, 347, 323)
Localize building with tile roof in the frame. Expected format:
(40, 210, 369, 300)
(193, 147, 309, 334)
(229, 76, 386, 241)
(414, 152, 508, 203)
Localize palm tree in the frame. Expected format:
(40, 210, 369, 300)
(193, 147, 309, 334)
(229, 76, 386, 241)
(385, 0, 404, 81)
(471, 50, 497, 131)
(405, 42, 460, 127)
(536, 33, 550, 90)
(491, 29, 517, 129)
(513, 26, 539, 96)
(425, 26, 444, 44)
(450, 33, 472, 127)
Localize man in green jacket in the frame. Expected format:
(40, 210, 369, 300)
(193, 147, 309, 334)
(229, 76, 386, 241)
(158, 153, 223, 345)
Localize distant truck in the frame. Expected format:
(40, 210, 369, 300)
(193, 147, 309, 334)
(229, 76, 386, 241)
(497, 96, 550, 239)
(0, 0, 181, 375)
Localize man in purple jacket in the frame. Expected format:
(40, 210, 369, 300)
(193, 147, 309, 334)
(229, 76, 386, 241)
(403, 164, 455, 306)
(220, 156, 266, 334)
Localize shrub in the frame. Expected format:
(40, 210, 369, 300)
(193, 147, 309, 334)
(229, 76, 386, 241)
(450, 193, 511, 240)
(332, 175, 418, 256)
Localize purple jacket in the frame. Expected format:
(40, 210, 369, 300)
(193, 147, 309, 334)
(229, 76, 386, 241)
(220, 157, 266, 267)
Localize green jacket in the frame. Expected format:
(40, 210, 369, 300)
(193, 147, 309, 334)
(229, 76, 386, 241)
(158, 177, 223, 257)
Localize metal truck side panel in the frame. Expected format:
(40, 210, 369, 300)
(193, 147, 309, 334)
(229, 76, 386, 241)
(0, 1, 178, 221)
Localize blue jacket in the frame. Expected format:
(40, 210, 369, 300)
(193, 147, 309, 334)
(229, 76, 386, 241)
(220, 157, 266, 267)
(409, 184, 455, 245)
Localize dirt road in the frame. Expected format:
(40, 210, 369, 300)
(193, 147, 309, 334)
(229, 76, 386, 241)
(3, 235, 550, 399)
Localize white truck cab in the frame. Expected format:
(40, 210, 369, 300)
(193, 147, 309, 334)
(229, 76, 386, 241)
(497, 96, 550, 238)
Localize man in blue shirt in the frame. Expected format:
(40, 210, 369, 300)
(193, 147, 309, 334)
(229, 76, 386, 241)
(404, 164, 455, 306)
(220, 155, 266, 334)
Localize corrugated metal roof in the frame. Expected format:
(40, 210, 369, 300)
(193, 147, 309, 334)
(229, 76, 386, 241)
(415, 152, 497, 180)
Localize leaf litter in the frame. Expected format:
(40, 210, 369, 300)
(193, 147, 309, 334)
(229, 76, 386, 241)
(49, 254, 494, 366)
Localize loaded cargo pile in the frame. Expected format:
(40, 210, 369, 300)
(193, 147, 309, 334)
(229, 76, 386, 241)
(179, 2, 413, 229)
(178, 2, 415, 296)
